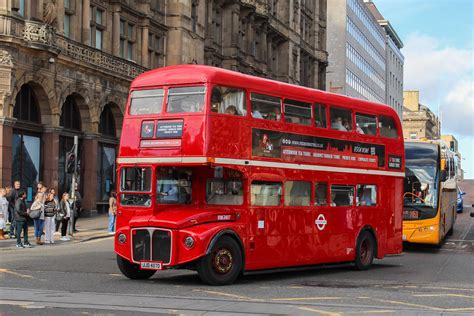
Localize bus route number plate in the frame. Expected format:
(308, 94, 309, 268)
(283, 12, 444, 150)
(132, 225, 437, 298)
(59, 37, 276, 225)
(140, 261, 163, 270)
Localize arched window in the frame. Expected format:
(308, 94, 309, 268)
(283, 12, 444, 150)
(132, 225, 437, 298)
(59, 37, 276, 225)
(99, 105, 116, 137)
(13, 84, 40, 123)
(60, 95, 81, 130)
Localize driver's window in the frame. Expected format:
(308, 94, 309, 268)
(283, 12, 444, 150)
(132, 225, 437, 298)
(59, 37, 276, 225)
(156, 167, 192, 204)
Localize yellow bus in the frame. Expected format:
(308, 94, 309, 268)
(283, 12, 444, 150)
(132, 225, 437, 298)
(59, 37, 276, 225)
(402, 140, 458, 246)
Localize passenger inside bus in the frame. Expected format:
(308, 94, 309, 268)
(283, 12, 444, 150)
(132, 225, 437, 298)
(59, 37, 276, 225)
(225, 105, 239, 115)
(156, 168, 192, 204)
(331, 117, 347, 131)
(315, 182, 328, 206)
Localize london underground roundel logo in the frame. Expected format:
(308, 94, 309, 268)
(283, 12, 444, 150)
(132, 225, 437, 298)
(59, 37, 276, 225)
(315, 214, 327, 231)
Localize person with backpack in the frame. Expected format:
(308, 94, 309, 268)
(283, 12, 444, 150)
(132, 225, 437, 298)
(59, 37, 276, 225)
(15, 191, 31, 248)
(43, 192, 57, 244)
(30, 191, 45, 245)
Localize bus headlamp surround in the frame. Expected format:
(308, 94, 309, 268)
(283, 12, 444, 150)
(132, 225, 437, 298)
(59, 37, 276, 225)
(184, 236, 195, 249)
(118, 233, 127, 244)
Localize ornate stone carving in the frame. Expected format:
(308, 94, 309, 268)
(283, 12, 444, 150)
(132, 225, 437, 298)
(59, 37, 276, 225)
(0, 50, 13, 66)
(43, 0, 58, 27)
(23, 21, 56, 46)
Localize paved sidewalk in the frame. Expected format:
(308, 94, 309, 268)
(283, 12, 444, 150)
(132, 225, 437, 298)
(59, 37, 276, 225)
(0, 214, 112, 250)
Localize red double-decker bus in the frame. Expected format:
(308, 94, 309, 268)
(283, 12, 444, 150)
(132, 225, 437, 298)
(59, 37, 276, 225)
(115, 65, 405, 285)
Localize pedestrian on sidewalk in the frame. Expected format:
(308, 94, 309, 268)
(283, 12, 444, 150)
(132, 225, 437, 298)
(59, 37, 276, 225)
(60, 192, 71, 241)
(7, 180, 21, 238)
(30, 192, 45, 245)
(43, 192, 57, 244)
(72, 184, 82, 233)
(0, 188, 9, 239)
(108, 191, 117, 234)
(15, 191, 31, 248)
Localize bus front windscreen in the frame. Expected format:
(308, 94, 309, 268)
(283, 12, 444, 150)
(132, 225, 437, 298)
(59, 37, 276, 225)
(403, 143, 439, 220)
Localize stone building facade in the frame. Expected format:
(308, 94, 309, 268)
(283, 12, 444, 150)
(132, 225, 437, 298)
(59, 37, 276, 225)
(0, 0, 327, 213)
(402, 90, 440, 140)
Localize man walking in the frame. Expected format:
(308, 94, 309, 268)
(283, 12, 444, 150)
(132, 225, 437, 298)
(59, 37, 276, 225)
(8, 180, 21, 238)
(15, 191, 32, 248)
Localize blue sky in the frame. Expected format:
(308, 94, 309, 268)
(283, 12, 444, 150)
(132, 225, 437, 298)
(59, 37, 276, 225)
(375, 0, 474, 179)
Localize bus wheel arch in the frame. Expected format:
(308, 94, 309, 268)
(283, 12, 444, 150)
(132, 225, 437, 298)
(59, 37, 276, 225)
(354, 227, 377, 271)
(197, 230, 244, 285)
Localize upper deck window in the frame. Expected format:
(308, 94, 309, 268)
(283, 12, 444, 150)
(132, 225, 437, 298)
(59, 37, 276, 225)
(130, 89, 164, 115)
(251, 93, 281, 121)
(379, 116, 398, 138)
(355, 113, 377, 135)
(167, 86, 205, 113)
(314, 104, 327, 128)
(330, 107, 352, 132)
(284, 99, 312, 125)
(211, 86, 247, 116)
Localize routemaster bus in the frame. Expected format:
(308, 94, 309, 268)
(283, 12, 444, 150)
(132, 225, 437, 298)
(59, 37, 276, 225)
(114, 65, 405, 285)
(403, 140, 458, 246)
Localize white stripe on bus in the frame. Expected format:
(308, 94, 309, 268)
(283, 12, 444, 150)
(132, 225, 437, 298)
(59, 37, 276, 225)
(117, 157, 405, 178)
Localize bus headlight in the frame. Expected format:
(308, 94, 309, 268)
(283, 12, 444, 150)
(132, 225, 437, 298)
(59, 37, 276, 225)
(184, 236, 195, 249)
(118, 233, 127, 244)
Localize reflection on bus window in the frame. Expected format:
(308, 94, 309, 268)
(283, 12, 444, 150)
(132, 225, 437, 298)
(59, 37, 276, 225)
(330, 185, 354, 206)
(251, 181, 282, 206)
(330, 107, 352, 132)
(284, 100, 311, 125)
(357, 185, 377, 206)
(130, 89, 164, 115)
(284, 181, 311, 206)
(315, 182, 328, 206)
(120, 167, 152, 191)
(379, 116, 398, 138)
(207, 179, 243, 205)
(156, 167, 192, 204)
(355, 113, 377, 135)
(167, 86, 205, 113)
(314, 104, 327, 128)
(120, 193, 151, 207)
(250, 93, 281, 121)
(211, 86, 246, 116)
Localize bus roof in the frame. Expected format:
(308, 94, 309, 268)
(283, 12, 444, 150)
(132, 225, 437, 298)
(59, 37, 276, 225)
(131, 65, 398, 118)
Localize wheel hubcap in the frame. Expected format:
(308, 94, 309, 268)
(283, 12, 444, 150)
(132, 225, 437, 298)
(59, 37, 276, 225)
(212, 248, 233, 274)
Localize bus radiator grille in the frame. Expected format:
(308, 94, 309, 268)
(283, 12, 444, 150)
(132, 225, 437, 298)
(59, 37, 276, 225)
(152, 230, 171, 263)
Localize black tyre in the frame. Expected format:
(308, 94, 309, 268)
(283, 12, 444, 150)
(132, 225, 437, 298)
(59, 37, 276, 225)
(354, 230, 376, 271)
(116, 255, 156, 280)
(197, 236, 243, 285)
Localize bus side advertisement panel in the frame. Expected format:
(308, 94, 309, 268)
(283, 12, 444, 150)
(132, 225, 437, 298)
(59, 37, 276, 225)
(252, 129, 385, 169)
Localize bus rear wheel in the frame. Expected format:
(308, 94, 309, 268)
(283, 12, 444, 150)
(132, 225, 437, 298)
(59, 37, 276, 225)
(197, 236, 242, 285)
(116, 255, 156, 280)
(354, 231, 375, 271)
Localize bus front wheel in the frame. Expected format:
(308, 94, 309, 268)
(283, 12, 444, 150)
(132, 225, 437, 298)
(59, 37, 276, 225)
(197, 236, 243, 285)
(354, 231, 375, 271)
(116, 255, 156, 280)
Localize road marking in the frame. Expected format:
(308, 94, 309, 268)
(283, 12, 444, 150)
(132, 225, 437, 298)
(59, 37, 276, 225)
(422, 286, 474, 292)
(362, 297, 444, 311)
(192, 289, 263, 301)
(272, 297, 341, 301)
(413, 293, 474, 299)
(0, 268, 34, 279)
(345, 311, 395, 314)
(445, 307, 474, 312)
(298, 306, 341, 316)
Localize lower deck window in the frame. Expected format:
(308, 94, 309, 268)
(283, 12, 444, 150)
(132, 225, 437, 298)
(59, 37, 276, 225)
(207, 179, 243, 205)
(251, 181, 282, 206)
(357, 184, 377, 206)
(330, 185, 354, 206)
(156, 167, 192, 204)
(284, 181, 311, 206)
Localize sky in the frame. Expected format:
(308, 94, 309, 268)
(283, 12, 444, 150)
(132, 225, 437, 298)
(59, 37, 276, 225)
(374, 0, 474, 179)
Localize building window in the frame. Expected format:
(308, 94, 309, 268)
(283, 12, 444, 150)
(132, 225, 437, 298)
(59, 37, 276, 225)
(99, 105, 116, 137)
(90, 6, 105, 49)
(191, 0, 198, 33)
(147, 33, 163, 68)
(13, 85, 40, 123)
(120, 20, 135, 60)
(410, 132, 417, 140)
(60, 96, 81, 131)
(18, 0, 25, 16)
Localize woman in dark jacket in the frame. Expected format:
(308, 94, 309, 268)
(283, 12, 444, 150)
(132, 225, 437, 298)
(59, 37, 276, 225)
(14, 191, 31, 248)
(43, 192, 57, 244)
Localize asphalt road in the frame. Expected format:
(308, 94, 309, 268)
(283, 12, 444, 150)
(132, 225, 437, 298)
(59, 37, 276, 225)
(0, 209, 473, 315)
